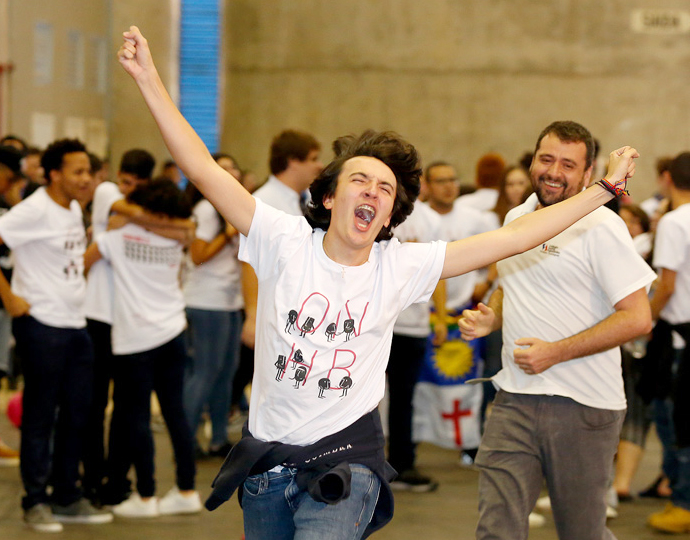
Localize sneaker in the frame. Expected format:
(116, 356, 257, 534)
(24, 503, 63, 533)
(606, 505, 618, 519)
(52, 498, 113, 524)
(112, 493, 159, 518)
(390, 468, 439, 493)
(648, 503, 690, 533)
(528, 511, 546, 528)
(159, 487, 202, 515)
(606, 486, 619, 509)
(535, 495, 551, 511)
(0, 439, 19, 466)
(207, 441, 233, 458)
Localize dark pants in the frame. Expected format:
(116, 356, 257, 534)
(82, 318, 115, 496)
(231, 343, 254, 412)
(386, 334, 426, 472)
(107, 333, 195, 497)
(13, 316, 94, 510)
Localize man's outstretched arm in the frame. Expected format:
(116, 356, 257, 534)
(441, 146, 639, 280)
(117, 26, 255, 236)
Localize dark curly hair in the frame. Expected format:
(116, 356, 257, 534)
(128, 178, 192, 219)
(305, 130, 421, 242)
(41, 139, 87, 184)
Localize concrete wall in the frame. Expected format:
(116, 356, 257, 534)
(3, 0, 177, 174)
(5, 0, 109, 155)
(221, 0, 690, 201)
(109, 0, 179, 174)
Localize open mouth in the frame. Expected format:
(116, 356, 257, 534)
(354, 204, 375, 225)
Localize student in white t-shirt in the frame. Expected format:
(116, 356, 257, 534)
(119, 27, 640, 539)
(183, 154, 244, 457)
(0, 139, 113, 531)
(647, 152, 690, 533)
(84, 179, 201, 518)
(82, 149, 193, 506)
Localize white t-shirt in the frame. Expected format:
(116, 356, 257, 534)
(253, 175, 303, 216)
(240, 199, 446, 445)
(432, 202, 493, 311)
(84, 181, 123, 323)
(183, 199, 243, 311)
(456, 188, 499, 212)
(640, 195, 663, 218)
(392, 200, 442, 337)
(654, 203, 690, 325)
(494, 193, 656, 410)
(96, 223, 187, 355)
(0, 188, 87, 328)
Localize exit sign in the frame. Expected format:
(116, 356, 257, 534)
(631, 9, 690, 34)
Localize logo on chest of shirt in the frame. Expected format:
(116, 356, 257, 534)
(540, 243, 560, 257)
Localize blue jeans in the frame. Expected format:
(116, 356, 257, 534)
(13, 316, 94, 509)
(184, 308, 242, 446)
(242, 464, 381, 540)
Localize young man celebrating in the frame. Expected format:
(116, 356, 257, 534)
(460, 121, 656, 540)
(119, 27, 639, 539)
(0, 139, 112, 531)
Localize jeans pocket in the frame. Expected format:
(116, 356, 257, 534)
(579, 406, 621, 429)
(243, 474, 265, 497)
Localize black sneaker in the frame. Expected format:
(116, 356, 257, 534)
(208, 441, 233, 458)
(24, 503, 63, 533)
(390, 468, 439, 493)
(52, 498, 113, 524)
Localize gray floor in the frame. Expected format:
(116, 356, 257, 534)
(0, 392, 676, 539)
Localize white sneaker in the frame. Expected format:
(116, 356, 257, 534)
(606, 505, 618, 519)
(606, 486, 619, 509)
(112, 493, 159, 518)
(535, 495, 551, 511)
(158, 487, 202, 515)
(529, 511, 546, 528)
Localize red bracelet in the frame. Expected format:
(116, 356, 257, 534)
(596, 177, 629, 197)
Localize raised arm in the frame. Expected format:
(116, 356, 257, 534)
(441, 146, 639, 280)
(117, 26, 255, 235)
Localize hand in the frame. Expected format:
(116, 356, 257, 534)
(107, 213, 129, 230)
(458, 303, 495, 341)
(118, 26, 156, 81)
(6, 293, 30, 318)
(241, 317, 256, 349)
(513, 337, 558, 375)
(431, 320, 447, 347)
(604, 146, 640, 185)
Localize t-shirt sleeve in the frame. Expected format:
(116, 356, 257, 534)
(0, 197, 46, 249)
(653, 214, 684, 272)
(239, 197, 311, 281)
(589, 215, 656, 306)
(392, 239, 447, 311)
(94, 182, 123, 215)
(95, 231, 116, 262)
(193, 200, 222, 242)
